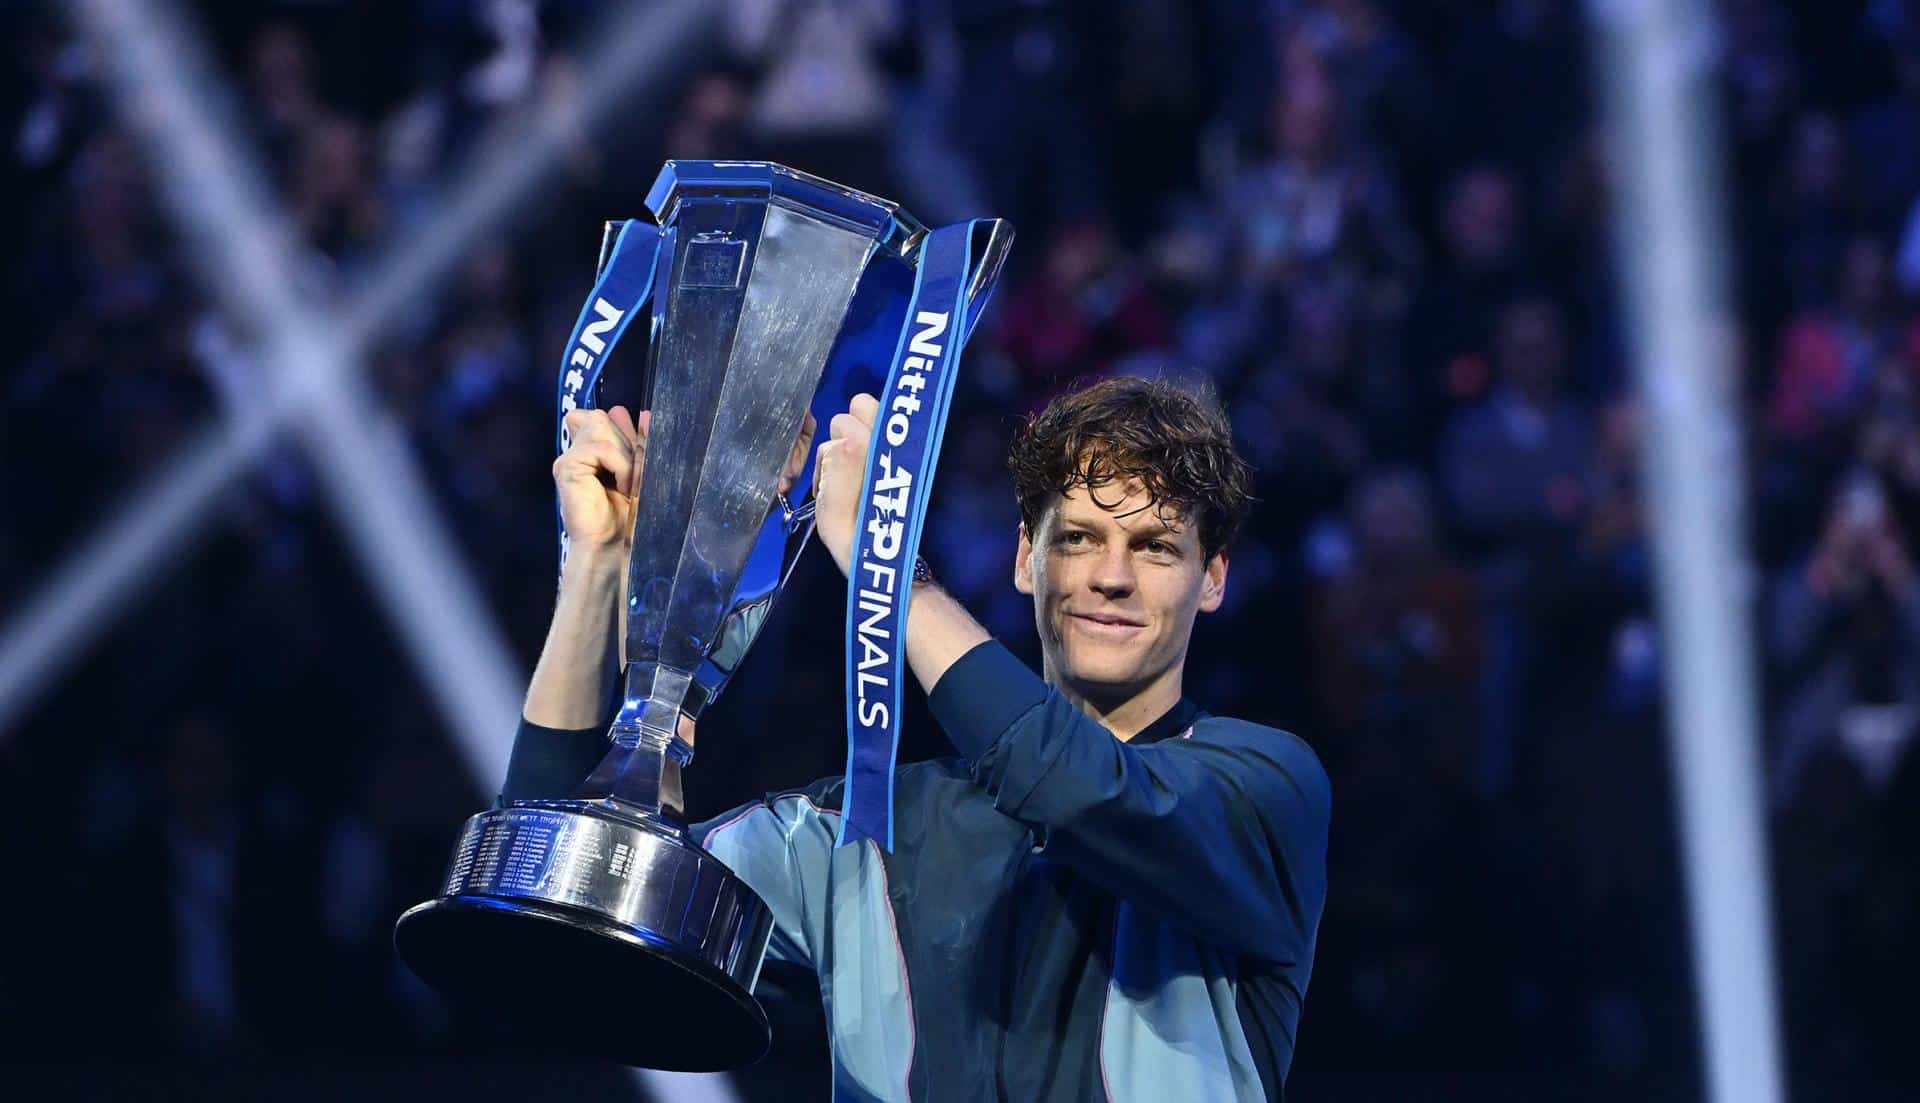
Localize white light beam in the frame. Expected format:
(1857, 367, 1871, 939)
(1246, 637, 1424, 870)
(41, 2, 743, 1099)
(66, 0, 523, 785)
(0, 0, 714, 743)
(1588, 0, 1787, 1100)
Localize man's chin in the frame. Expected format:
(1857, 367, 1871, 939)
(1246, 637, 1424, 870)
(1056, 663, 1150, 703)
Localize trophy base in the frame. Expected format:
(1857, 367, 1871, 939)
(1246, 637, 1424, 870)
(395, 894, 769, 1071)
(394, 801, 775, 1071)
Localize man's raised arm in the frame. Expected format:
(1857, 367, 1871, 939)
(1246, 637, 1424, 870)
(502, 406, 645, 802)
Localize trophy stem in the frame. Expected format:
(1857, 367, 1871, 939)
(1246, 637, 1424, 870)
(576, 723, 688, 819)
(576, 663, 693, 817)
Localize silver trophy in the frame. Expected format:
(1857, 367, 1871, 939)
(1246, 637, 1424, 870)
(394, 162, 1011, 1070)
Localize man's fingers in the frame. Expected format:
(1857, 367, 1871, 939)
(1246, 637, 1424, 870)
(607, 405, 639, 448)
(813, 404, 875, 577)
(816, 434, 866, 469)
(564, 407, 647, 493)
(554, 435, 633, 492)
(564, 407, 623, 450)
(607, 405, 648, 495)
(829, 411, 871, 442)
(779, 412, 817, 494)
(565, 406, 646, 451)
(595, 437, 635, 491)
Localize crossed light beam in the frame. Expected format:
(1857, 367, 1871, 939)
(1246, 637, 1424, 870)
(14, 2, 1791, 1101)
(16, 1, 737, 1100)
(3, 0, 705, 760)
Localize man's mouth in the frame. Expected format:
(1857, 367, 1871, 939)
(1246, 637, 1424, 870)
(1067, 611, 1147, 637)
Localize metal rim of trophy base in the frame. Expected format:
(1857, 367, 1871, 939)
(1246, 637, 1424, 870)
(394, 892, 771, 1071)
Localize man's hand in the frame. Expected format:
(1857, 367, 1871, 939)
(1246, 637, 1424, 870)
(815, 393, 879, 577)
(812, 392, 990, 692)
(526, 403, 815, 734)
(556, 405, 648, 560)
(524, 405, 646, 730)
(780, 410, 818, 498)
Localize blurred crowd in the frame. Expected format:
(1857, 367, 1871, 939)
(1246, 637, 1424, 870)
(4, 1, 1920, 1099)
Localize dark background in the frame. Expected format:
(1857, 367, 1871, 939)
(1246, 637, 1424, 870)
(4, 0, 1919, 1099)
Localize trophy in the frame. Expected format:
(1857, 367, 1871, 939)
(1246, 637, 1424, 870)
(393, 162, 1011, 1070)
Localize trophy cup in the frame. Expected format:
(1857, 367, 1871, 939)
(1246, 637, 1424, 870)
(393, 162, 1011, 1070)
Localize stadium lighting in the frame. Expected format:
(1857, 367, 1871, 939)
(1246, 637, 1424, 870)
(19, 1, 740, 1100)
(1589, 0, 1787, 1100)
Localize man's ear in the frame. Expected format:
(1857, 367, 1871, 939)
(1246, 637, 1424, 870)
(1198, 549, 1229, 613)
(1014, 523, 1035, 595)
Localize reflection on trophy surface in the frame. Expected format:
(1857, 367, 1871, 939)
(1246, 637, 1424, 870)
(394, 161, 1011, 1070)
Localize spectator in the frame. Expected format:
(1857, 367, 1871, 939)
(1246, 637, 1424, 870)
(1769, 468, 1920, 804)
(1769, 234, 1906, 442)
(999, 219, 1169, 390)
(1223, 54, 1410, 291)
(1442, 295, 1591, 557)
(726, 0, 901, 194)
(1404, 163, 1529, 453)
(1315, 467, 1481, 780)
(1441, 294, 1590, 794)
(7, 2, 1920, 1096)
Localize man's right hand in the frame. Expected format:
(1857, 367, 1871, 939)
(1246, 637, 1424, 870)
(556, 405, 648, 559)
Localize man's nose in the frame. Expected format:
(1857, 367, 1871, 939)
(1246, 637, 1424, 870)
(1088, 546, 1137, 597)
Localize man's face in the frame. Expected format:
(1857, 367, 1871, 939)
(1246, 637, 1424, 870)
(1014, 479, 1228, 705)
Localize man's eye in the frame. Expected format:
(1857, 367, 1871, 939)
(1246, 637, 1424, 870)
(1060, 531, 1088, 546)
(1142, 540, 1172, 555)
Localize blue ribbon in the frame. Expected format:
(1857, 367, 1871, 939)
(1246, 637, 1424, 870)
(553, 219, 668, 576)
(838, 221, 989, 850)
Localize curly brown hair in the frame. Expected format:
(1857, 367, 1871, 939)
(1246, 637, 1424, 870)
(1007, 376, 1254, 559)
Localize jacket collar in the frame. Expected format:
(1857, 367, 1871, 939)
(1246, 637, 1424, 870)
(1129, 696, 1206, 746)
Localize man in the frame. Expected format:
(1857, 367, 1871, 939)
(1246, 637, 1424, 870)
(504, 378, 1330, 1101)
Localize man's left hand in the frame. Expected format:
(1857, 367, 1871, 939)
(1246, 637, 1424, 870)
(814, 393, 879, 577)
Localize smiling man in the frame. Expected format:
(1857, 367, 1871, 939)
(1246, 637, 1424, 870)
(505, 377, 1329, 1101)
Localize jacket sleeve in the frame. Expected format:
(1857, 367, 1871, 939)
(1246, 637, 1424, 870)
(498, 675, 621, 804)
(691, 776, 846, 974)
(927, 639, 1331, 962)
(497, 716, 608, 805)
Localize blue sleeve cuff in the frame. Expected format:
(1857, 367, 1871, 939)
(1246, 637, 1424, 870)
(926, 638, 1048, 761)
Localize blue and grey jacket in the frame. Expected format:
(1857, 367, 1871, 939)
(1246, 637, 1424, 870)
(504, 639, 1330, 1101)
